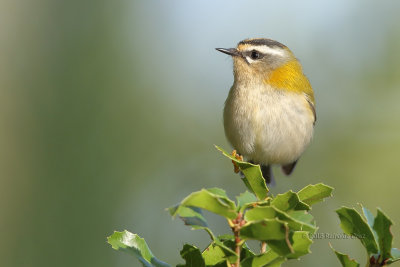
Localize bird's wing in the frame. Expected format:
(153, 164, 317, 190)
(305, 94, 316, 125)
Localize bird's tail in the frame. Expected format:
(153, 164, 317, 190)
(261, 165, 275, 185)
(281, 160, 298, 176)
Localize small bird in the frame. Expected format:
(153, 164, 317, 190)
(216, 38, 316, 184)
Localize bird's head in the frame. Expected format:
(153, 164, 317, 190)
(216, 38, 299, 86)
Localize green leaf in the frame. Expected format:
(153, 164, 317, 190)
(168, 203, 218, 241)
(362, 206, 375, 228)
(215, 145, 268, 200)
(107, 230, 170, 267)
(373, 209, 393, 261)
(244, 206, 276, 221)
(240, 219, 293, 256)
(202, 237, 241, 265)
(271, 191, 309, 212)
(387, 248, 400, 264)
(169, 206, 208, 228)
(240, 219, 287, 241)
(239, 199, 272, 215)
(240, 242, 256, 262)
(206, 187, 229, 198)
(241, 249, 285, 267)
(202, 242, 228, 266)
(297, 183, 333, 206)
(244, 206, 317, 233)
(287, 210, 314, 225)
(361, 206, 379, 244)
(287, 210, 317, 234)
(336, 207, 378, 254)
(286, 231, 313, 259)
(236, 191, 257, 212)
(241, 231, 312, 263)
(169, 205, 218, 242)
(177, 244, 205, 267)
(330, 244, 360, 267)
(169, 188, 237, 220)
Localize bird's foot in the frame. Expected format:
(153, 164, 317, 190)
(231, 150, 243, 173)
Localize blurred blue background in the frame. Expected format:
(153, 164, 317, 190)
(1, 1, 400, 266)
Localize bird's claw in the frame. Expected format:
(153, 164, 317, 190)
(231, 150, 243, 173)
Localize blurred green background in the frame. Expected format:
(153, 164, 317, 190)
(1, 1, 400, 266)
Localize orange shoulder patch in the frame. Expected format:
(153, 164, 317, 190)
(264, 60, 314, 102)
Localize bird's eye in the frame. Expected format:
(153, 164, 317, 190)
(250, 50, 260, 60)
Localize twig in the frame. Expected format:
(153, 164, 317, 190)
(231, 212, 245, 267)
(261, 242, 267, 253)
(234, 231, 241, 267)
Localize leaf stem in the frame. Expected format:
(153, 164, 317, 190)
(231, 212, 245, 267)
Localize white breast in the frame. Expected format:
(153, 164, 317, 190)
(223, 83, 314, 165)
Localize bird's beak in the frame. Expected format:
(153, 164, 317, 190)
(215, 48, 241, 57)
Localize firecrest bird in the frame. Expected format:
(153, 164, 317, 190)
(216, 38, 316, 184)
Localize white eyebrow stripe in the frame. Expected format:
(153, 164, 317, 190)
(245, 45, 285, 57)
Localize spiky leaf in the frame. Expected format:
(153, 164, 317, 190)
(373, 209, 393, 261)
(169, 188, 237, 220)
(236, 191, 257, 212)
(168, 206, 208, 228)
(361, 206, 379, 244)
(241, 249, 285, 267)
(240, 219, 294, 256)
(107, 230, 170, 267)
(297, 183, 333, 206)
(177, 244, 205, 267)
(336, 207, 378, 254)
(244, 206, 317, 233)
(216, 145, 268, 200)
(271, 191, 309, 212)
(330, 244, 360, 267)
(202, 236, 245, 265)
